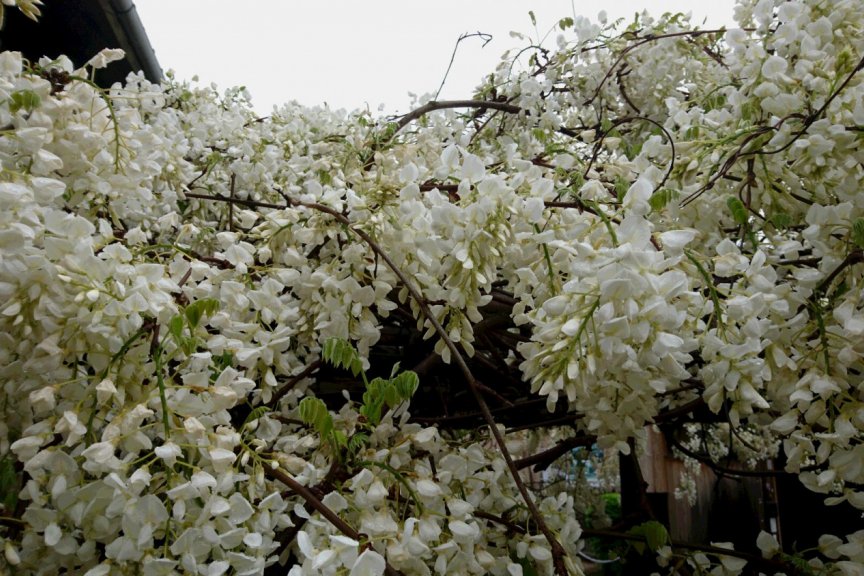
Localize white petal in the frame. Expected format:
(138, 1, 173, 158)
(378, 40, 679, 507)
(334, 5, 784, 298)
(44, 523, 62, 547)
(313, 549, 337, 570)
(296, 531, 314, 559)
(243, 532, 263, 548)
(461, 153, 485, 181)
(415, 479, 442, 498)
(350, 549, 386, 576)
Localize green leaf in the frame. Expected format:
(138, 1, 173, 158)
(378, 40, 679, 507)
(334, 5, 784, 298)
(299, 397, 333, 437)
(614, 176, 629, 201)
(568, 172, 584, 193)
(365, 378, 386, 402)
(213, 351, 233, 372)
(628, 520, 669, 555)
(644, 521, 668, 551)
(851, 218, 864, 249)
(185, 303, 201, 329)
(380, 121, 399, 141)
(360, 398, 384, 426)
(726, 196, 749, 226)
(323, 338, 364, 377)
(185, 298, 219, 329)
(331, 429, 347, 448)
(389, 361, 401, 379)
(362, 379, 388, 425)
(347, 432, 369, 455)
(169, 315, 185, 343)
(243, 405, 271, 428)
(528, 10, 536, 26)
(0, 455, 19, 511)
(10, 89, 41, 114)
(836, 48, 854, 75)
(512, 554, 539, 576)
(558, 16, 574, 30)
(649, 188, 679, 212)
(601, 118, 613, 134)
(323, 338, 337, 361)
(770, 212, 793, 230)
(383, 383, 400, 409)
(392, 371, 419, 400)
(341, 346, 355, 374)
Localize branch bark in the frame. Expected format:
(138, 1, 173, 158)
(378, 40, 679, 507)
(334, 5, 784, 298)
(265, 465, 405, 576)
(285, 196, 573, 576)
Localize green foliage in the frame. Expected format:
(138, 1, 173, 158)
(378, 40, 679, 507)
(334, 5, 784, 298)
(726, 196, 749, 226)
(851, 218, 864, 249)
(322, 337, 364, 379)
(379, 121, 399, 143)
(9, 89, 40, 114)
(212, 350, 234, 373)
(512, 554, 539, 576)
(685, 250, 725, 333)
(566, 171, 585, 193)
(649, 188, 679, 212)
(242, 405, 272, 429)
(835, 48, 855, 76)
(346, 432, 369, 456)
(0, 454, 19, 512)
(310, 339, 420, 458)
(169, 298, 220, 355)
(185, 298, 219, 329)
(299, 396, 334, 438)
(770, 212, 793, 230)
(323, 338, 419, 428)
(360, 369, 418, 427)
(298, 396, 351, 459)
(726, 196, 758, 247)
(627, 520, 669, 555)
(614, 177, 629, 202)
(603, 492, 622, 523)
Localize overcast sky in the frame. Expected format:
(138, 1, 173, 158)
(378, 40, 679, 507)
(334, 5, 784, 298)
(134, 1, 736, 114)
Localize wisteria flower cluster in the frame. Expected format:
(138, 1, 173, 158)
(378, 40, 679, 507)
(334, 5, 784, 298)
(1, 0, 863, 574)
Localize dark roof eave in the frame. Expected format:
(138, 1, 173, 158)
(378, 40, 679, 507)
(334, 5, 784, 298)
(99, 0, 162, 82)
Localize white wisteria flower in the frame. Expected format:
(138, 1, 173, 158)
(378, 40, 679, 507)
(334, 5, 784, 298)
(1, 1, 863, 574)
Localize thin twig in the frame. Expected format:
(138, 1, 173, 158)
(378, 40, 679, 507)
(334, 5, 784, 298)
(268, 360, 322, 407)
(284, 196, 571, 576)
(394, 99, 523, 134)
(584, 29, 731, 106)
(0, 516, 25, 528)
(514, 435, 596, 471)
(389, 99, 579, 142)
(184, 191, 286, 210)
(814, 249, 863, 296)
(435, 32, 492, 100)
(265, 466, 405, 576)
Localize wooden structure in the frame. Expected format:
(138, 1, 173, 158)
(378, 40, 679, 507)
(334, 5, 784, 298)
(0, 0, 160, 87)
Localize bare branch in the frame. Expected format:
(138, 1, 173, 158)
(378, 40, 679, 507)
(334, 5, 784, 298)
(514, 435, 596, 471)
(265, 466, 405, 576)
(435, 32, 493, 100)
(284, 196, 572, 576)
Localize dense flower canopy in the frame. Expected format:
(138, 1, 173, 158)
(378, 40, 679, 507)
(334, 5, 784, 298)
(1, 0, 863, 574)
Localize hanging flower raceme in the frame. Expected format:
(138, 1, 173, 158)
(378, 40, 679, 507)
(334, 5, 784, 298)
(1, 0, 864, 573)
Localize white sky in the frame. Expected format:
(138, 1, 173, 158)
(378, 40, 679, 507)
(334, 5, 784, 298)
(134, 1, 736, 115)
